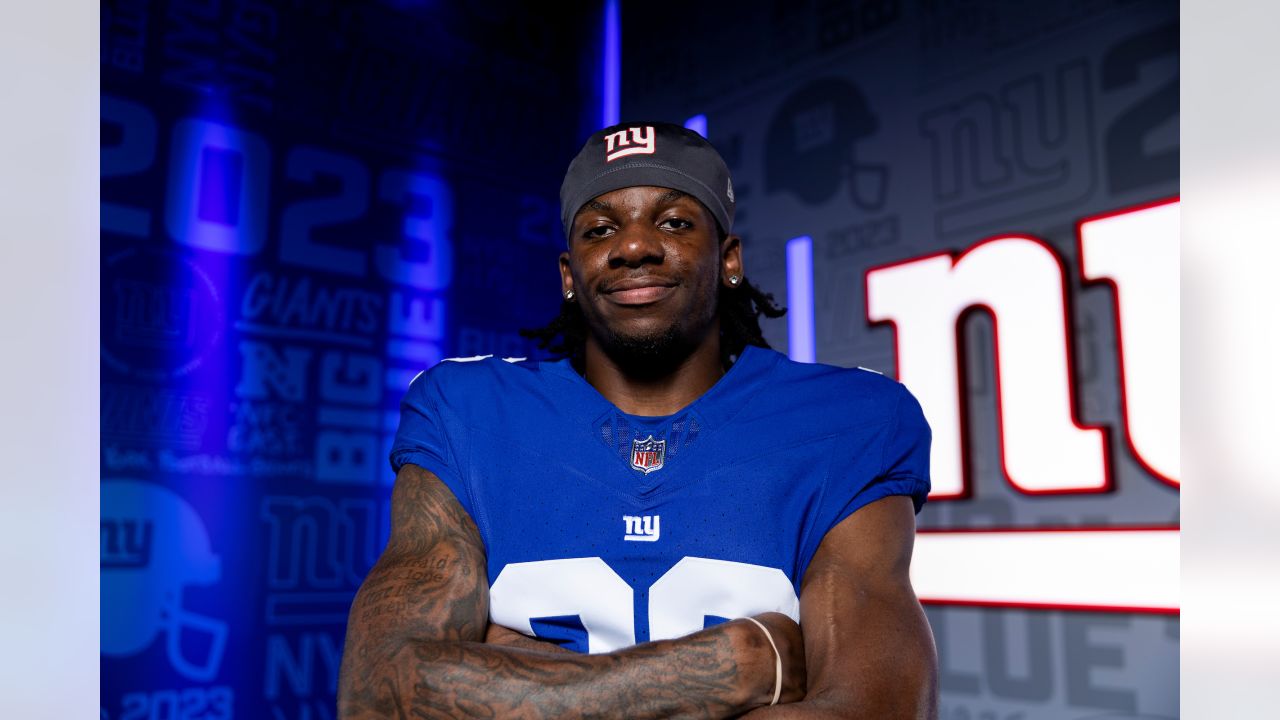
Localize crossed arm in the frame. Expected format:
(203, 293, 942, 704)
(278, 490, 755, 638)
(737, 493, 939, 719)
(337, 464, 936, 718)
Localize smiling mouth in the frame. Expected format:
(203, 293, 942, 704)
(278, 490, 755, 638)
(603, 279, 678, 306)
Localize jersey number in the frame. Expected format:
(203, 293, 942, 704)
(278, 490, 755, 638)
(489, 556, 800, 654)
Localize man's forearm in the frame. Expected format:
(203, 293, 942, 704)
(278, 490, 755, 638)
(339, 465, 792, 718)
(340, 620, 775, 720)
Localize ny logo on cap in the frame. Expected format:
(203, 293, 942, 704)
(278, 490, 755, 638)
(604, 126, 656, 162)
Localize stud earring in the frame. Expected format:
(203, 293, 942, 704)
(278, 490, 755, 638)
(564, 290, 575, 301)
(728, 275, 741, 286)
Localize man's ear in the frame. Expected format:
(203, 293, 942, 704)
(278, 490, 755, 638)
(720, 234, 743, 288)
(559, 251, 573, 297)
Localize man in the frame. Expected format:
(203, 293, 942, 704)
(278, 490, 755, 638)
(338, 122, 938, 718)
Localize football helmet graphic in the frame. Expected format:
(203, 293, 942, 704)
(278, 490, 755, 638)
(101, 480, 227, 681)
(765, 76, 889, 211)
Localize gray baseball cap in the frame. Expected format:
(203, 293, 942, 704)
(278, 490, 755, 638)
(559, 121, 736, 242)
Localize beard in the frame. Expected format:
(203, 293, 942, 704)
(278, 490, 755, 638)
(598, 321, 694, 378)
(577, 272, 722, 379)
(590, 307, 714, 380)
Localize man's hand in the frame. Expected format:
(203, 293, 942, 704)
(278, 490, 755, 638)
(337, 464, 790, 719)
(748, 612, 808, 704)
(485, 612, 806, 704)
(484, 622, 576, 653)
(741, 495, 939, 719)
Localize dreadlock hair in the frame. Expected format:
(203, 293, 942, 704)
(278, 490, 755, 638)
(520, 275, 786, 372)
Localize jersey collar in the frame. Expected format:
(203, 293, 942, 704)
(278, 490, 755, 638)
(541, 344, 782, 429)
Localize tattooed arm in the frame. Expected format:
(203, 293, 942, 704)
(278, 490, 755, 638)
(739, 495, 939, 719)
(483, 621, 577, 653)
(337, 463, 805, 719)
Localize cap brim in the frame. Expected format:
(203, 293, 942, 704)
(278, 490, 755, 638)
(561, 162, 732, 241)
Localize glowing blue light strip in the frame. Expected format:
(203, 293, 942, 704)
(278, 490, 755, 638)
(684, 114, 707, 137)
(786, 235, 816, 363)
(603, 0, 621, 127)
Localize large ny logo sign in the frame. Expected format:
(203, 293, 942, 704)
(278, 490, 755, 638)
(861, 199, 1178, 614)
(866, 198, 1178, 498)
(489, 557, 799, 654)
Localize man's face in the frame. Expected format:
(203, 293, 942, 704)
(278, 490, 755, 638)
(560, 185, 742, 365)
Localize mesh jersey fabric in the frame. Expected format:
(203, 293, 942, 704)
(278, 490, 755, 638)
(390, 345, 931, 652)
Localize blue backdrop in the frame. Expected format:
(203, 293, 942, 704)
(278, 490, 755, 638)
(100, 1, 597, 716)
(102, 1, 1179, 718)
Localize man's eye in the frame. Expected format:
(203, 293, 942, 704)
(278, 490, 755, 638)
(661, 218, 693, 230)
(583, 226, 613, 239)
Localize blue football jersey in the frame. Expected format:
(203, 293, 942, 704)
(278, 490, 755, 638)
(390, 345, 930, 654)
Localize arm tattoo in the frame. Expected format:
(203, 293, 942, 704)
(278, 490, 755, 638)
(397, 627, 749, 719)
(338, 464, 769, 719)
(338, 465, 489, 713)
(484, 623, 577, 654)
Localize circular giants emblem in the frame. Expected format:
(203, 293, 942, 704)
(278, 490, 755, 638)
(101, 247, 225, 382)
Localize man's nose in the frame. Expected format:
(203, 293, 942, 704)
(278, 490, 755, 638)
(608, 225, 665, 267)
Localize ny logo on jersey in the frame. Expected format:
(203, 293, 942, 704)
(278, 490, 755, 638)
(630, 435, 666, 474)
(604, 126, 656, 162)
(623, 515, 661, 542)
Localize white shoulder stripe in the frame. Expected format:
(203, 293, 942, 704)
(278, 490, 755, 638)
(440, 354, 528, 364)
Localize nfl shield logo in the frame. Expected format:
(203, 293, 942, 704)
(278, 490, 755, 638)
(630, 435, 666, 475)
